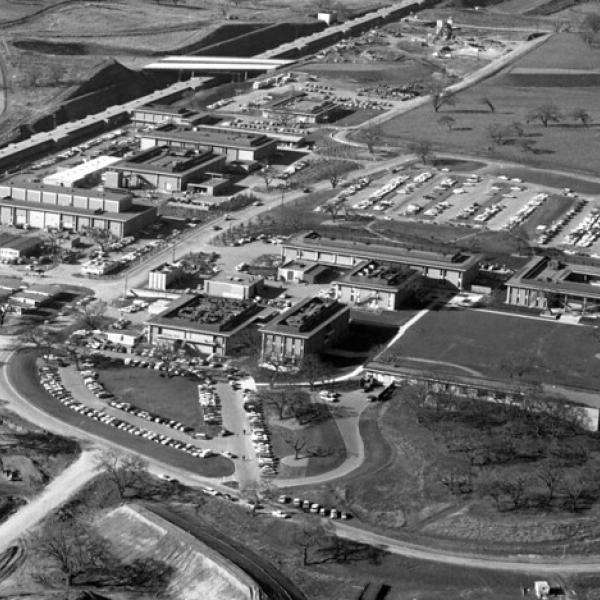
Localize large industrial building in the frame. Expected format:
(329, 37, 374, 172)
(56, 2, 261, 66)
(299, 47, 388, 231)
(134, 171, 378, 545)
(145, 294, 262, 357)
(132, 104, 213, 127)
(137, 125, 277, 162)
(43, 156, 121, 188)
(333, 260, 421, 310)
(104, 146, 226, 193)
(262, 93, 342, 124)
(282, 231, 482, 290)
(259, 296, 349, 364)
(0, 183, 156, 237)
(505, 255, 600, 313)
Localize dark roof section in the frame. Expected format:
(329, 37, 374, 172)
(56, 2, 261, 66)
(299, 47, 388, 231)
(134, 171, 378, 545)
(260, 296, 349, 338)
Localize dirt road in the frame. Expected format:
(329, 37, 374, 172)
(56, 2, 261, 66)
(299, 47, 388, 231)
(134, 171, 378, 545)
(0, 450, 98, 554)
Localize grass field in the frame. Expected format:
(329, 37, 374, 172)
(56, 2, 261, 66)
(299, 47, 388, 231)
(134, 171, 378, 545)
(379, 34, 600, 176)
(8, 351, 234, 478)
(97, 365, 205, 429)
(379, 309, 600, 390)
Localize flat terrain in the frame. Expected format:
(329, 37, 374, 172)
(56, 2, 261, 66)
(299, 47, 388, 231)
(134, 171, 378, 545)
(380, 33, 600, 176)
(378, 309, 600, 390)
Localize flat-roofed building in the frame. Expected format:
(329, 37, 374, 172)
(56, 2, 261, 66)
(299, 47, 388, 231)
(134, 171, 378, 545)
(333, 260, 421, 310)
(506, 255, 600, 313)
(104, 145, 226, 194)
(0, 234, 43, 262)
(262, 93, 342, 124)
(278, 259, 329, 284)
(148, 262, 184, 291)
(138, 124, 277, 162)
(282, 231, 482, 290)
(0, 183, 156, 238)
(204, 271, 263, 300)
(132, 104, 213, 127)
(9, 283, 62, 311)
(146, 294, 262, 357)
(43, 155, 121, 188)
(259, 296, 349, 364)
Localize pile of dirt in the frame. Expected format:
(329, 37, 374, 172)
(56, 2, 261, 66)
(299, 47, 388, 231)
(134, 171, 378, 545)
(96, 505, 260, 600)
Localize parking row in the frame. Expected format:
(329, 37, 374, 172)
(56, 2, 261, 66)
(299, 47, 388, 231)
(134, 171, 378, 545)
(278, 494, 350, 520)
(38, 362, 228, 461)
(243, 393, 277, 478)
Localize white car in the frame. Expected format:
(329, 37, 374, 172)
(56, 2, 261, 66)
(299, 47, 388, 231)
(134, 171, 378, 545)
(203, 487, 220, 496)
(271, 509, 291, 519)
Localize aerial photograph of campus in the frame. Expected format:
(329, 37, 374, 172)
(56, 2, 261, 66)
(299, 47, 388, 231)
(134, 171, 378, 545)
(2, 0, 600, 598)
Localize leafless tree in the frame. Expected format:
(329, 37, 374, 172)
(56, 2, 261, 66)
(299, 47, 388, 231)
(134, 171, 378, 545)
(360, 122, 383, 154)
(31, 515, 111, 589)
(77, 299, 108, 329)
(526, 103, 562, 128)
(437, 115, 455, 132)
(95, 450, 148, 500)
(536, 460, 564, 504)
(286, 435, 308, 460)
(571, 107, 591, 126)
(407, 139, 435, 164)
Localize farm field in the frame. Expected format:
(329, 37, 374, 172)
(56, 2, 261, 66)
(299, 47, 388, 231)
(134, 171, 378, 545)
(379, 34, 600, 176)
(377, 308, 600, 390)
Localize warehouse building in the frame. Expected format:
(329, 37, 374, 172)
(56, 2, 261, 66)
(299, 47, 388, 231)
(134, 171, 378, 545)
(104, 146, 226, 194)
(282, 231, 482, 290)
(0, 183, 156, 238)
(262, 93, 342, 124)
(132, 104, 213, 127)
(259, 296, 349, 365)
(138, 125, 277, 162)
(333, 260, 421, 310)
(506, 255, 600, 313)
(204, 271, 263, 300)
(43, 156, 121, 188)
(277, 259, 329, 284)
(146, 294, 262, 357)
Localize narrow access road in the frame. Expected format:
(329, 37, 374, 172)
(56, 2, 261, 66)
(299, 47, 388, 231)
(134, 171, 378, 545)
(0, 450, 98, 554)
(333, 521, 600, 574)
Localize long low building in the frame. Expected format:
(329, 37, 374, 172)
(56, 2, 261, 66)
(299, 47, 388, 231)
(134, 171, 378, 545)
(506, 255, 600, 312)
(144, 56, 295, 73)
(138, 125, 277, 162)
(282, 231, 482, 290)
(0, 182, 156, 237)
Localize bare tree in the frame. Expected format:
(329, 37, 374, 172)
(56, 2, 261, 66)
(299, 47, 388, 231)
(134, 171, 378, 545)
(536, 460, 564, 504)
(78, 299, 108, 329)
(480, 96, 495, 113)
(300, 353, 330, 390)
(437, 115, 455, 132)
(561, 469, 588, 512)
(571, 107, 591, 126)
(293, 522, 328, 566)
(527, 103, 562, 128)
(407, 139, 435, 164)
(95, 450, 148, 500)
(360, 122, 383, 154)
(487, 124, 512, 146)
(581, 12, 600, 45)
(31, 515, 111, 589)
(429, 81, 455, 113)
(286, 435, 308, 460)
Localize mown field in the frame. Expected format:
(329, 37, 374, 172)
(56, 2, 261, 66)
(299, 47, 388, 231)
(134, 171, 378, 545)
(379, 309, 600, 390)
(379, 34, 600, 176)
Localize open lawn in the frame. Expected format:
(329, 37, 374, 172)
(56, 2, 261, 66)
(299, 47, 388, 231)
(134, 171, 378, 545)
(379, 309, 600, 390)
(261, 389, 347, 478)
(97, 365, 205, 429)
(8, 351, 234, 478)
(379, 34, 600, 176)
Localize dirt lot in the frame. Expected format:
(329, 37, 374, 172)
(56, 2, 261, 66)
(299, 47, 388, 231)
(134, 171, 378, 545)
(379, 33, 600, 176)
